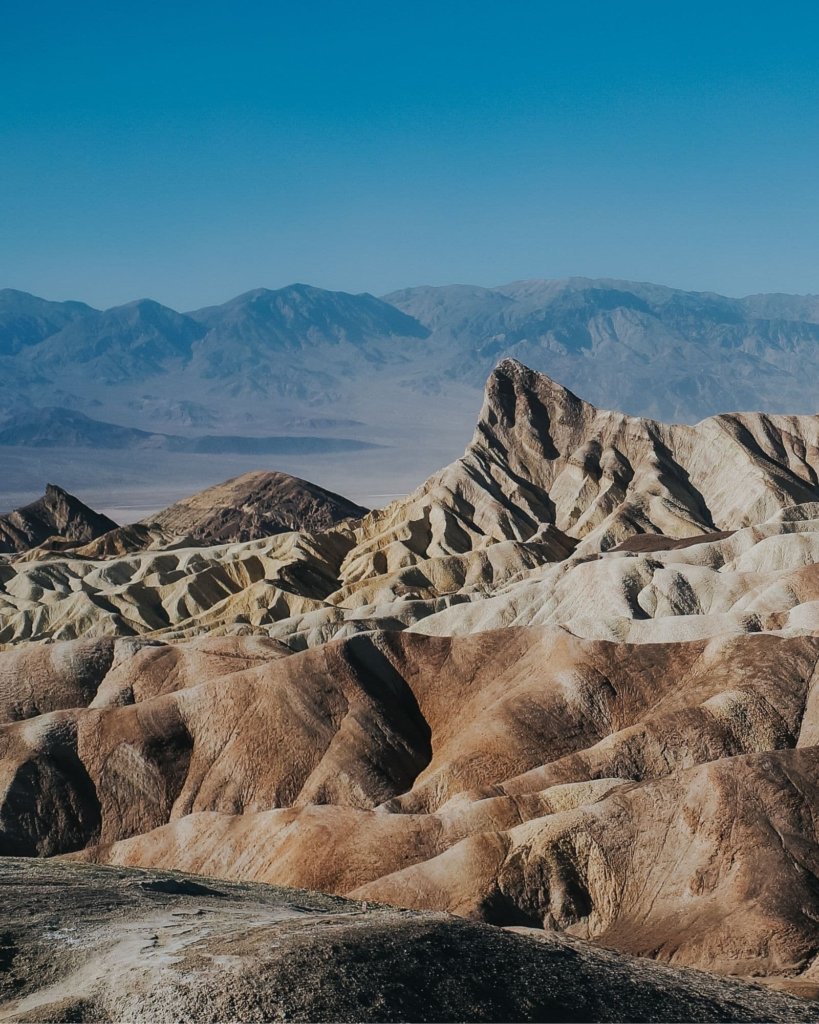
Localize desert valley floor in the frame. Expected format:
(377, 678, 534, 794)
(5, 359, 819, 1020)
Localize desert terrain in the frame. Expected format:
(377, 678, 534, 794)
(4, 359, 819, 1019)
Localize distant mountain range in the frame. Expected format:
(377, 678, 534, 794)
(386, 279, 819, 419)
(3, 277, 819, 510)
(5, 278, 819, 423)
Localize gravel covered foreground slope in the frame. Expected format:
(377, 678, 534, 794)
(0, 858, 815, 1024)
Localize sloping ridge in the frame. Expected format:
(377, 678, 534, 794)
(337, 357, 819, 588)
(146, 469, 368, 544)
(0, 484, 117, 554)
(1, 857, 812, 1024)
(0, 406, 378, 455)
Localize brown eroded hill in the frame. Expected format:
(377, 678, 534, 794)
(0, 484, 117, 555)
(143, 469, 368, 544)
(4, 469, 368, 564)
(0, 626, 817, 995)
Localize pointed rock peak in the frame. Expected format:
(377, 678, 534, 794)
(482, 359, 593, 432)
(41, 483, 105, 514)
(0, 484, 117, 554)
(115, 297, 156, 309)
(100, 297, 200, 323)
(278, 282, 324, 297)
(33, 483, 114, 522)
(44, 482, 71, 500)
(489, 358, 585, 401)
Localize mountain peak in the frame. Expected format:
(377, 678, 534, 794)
(44, 482, 70, 499)
(0, 290, 98, 356)
(481, 358, 592, 437)
(145, 469, 368, 543)
(187, 283, 429, 364)
(0, 484, 117, 555)
(491, 355, 580, 390)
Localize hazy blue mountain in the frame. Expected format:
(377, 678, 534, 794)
(190, 283, 429, 349)
(384, 278, 819, 420)
(9, 279, 819, 425)
(0, 289, 96, 356)
(124, 396, 219, 428)
(739, 292, 819, 322)
(351, 283, 512, 339)
(0, 407, 174, 449)
(187, 284, 430, 395)
(21, 299, 207, 382)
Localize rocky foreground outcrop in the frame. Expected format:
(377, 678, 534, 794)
(1, 858, 813, 1024)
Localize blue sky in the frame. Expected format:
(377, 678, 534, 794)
(2, 1, 819, 309)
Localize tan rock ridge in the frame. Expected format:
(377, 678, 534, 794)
(6, 495, 819, 651)
(338, 358, 819, 588)
(0, 529, 353, 645)
(6, 360, 819, 648)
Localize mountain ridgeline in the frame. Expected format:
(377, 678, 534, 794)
(0, 470, 369, 558)
(3, 278, 819, 455)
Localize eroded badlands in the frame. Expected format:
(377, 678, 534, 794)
(4, 360, 819, 1013)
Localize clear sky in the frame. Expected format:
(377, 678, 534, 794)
(3, 0, 819, 310)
